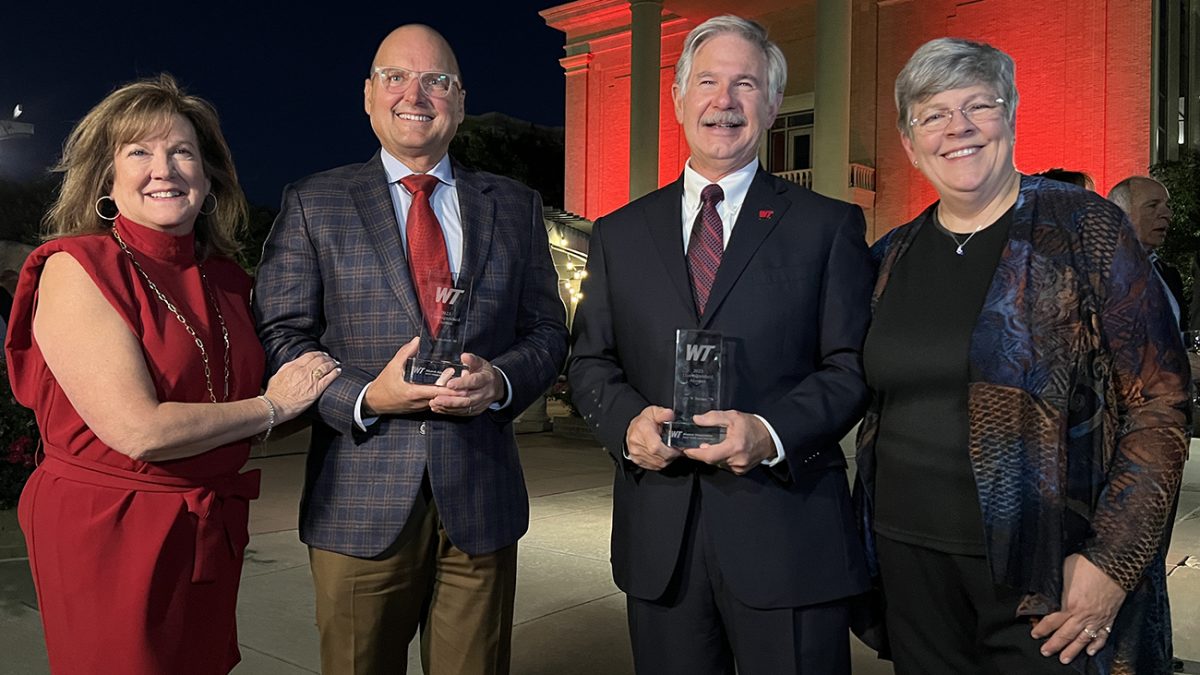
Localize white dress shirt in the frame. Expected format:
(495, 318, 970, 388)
(381, 150, 464, 276)
(679, 158, 756, 254)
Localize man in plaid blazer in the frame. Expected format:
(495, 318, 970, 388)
(253, 24, 567, 675)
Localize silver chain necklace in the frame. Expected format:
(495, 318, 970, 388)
(111, 226, 231, 403)
(946, 222, 985, 255)
(939, 174, 1020, 255)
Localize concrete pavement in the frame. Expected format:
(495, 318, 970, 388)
(1, 429, 1197, 673)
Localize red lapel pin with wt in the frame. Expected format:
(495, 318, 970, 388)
(759, 210, 773, 219)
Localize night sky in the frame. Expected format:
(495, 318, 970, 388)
(0, 3, 566, 206)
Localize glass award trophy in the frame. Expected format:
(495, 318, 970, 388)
(405, 272, 471, 385)
(662, 329, 726, 448)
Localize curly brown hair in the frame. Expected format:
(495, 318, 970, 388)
(43, 73, 248, 261)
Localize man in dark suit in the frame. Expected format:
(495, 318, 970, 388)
(253, 24, 567, 675)
(1109, 174, 1189, 674)
(567, 15, 872, 675)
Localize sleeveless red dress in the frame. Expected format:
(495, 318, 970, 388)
(6, 216, 265, 674)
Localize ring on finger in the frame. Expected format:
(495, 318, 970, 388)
(1080, 627, 1099, 640)
(312, 367, 325, 379)
(1102, 626, 1112, 635)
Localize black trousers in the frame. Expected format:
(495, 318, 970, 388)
(626, 483, 852, 675)
(876, 534, 1078, 675)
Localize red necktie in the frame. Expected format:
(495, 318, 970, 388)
(401, 173, 453, 336)
(687, 183, 725, 315)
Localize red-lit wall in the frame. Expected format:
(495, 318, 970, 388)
(548, 0, 1152, 229)
(873, 0, 1152, 234)
(571, 24, 691, 220)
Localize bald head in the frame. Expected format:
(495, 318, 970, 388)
(1108, 176, 1173, 250)
(364, 24, 466, 172)
(371, 25, 461, 79)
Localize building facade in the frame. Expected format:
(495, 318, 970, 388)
(541, 0, 1187, 240)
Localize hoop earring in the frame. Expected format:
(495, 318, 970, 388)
(200, 193, 218, 217)
(95, 196, 119, 222)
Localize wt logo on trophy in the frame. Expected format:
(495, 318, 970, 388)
(662, 329, 726, 448)
(405, 272, 472, 385)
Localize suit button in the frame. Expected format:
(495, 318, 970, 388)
(419, 422, 427, 435)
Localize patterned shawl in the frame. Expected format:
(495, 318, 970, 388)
(855, 175, 1188, 675)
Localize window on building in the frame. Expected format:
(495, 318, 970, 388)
(768, 110, 814, 173)
(1154, 0, 1198, 160)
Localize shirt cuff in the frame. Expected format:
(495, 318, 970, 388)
(354, 382, 380, 431)
(753, 414, 786, 466)
(488, 366, 513, 410)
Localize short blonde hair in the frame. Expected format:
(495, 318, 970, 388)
(43, 74, 247, 261)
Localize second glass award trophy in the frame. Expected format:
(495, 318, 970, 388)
(405, 272, 472, 385)
(662, 329, 725, 448)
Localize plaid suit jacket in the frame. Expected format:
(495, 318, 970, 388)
(253, 152, 568, 557)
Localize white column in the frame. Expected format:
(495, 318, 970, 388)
(629, 0, 663, 200)
(812, 0, 851, 200)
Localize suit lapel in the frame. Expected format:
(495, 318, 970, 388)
(452, 161, 496, 291)
(644, 178, 699, 321)
(700, 170, 788, 327)
(350, 153, 423, 329)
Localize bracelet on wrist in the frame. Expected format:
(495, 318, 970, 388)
(257, 395, 277, 444)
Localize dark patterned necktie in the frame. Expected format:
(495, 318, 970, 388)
(687, 183, 725, 315)
(401, 173, 453, 336)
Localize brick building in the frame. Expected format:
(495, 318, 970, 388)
(540, 0, 1198, 242)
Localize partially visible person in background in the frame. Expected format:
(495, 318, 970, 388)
(1034, 167, 1095, 191)
(6, 74, 337, 674)
(1108, 175, 1184, 331)
(1109, 175, 1193, 675)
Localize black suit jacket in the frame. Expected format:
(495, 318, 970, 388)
(1154, 256, 1186, 330)
(567, 169, 872, 608)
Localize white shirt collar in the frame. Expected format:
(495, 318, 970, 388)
(682, 158, 758, 214)
(380, 150, 457, 188)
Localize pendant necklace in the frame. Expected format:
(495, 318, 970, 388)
(947, 221, 985, 256)
(940, 174, 1020, 255)
(111, 225, 231, 403)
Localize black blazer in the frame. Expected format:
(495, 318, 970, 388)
(568, 169, 873, 608)
(1154, 256, 1186, 330)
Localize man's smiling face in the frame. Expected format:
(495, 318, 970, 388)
(672, 32, 780, 182)
(364, 25, 465, 173)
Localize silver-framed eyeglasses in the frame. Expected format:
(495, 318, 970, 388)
(372, 66, 460, 98)
(909, 98, 1006, 134)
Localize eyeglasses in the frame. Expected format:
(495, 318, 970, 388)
(372, 66, 460, 98)
(909, 98, 1006, 134)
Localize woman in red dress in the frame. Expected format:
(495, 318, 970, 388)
(6, 75, 340, 674)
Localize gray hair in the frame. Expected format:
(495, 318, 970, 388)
(894, 37, 1018, 138)
(674, 15, 787, 98)
(1107, 176, 1161, 215)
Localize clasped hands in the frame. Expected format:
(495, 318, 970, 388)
(364, 336, 504, 416)
(624, 405, 776, 474)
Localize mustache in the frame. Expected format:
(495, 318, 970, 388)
(700, 111, 747, 126)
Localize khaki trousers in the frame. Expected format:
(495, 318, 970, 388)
(309, 484, 517, 675)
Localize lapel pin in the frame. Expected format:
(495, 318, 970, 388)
(759, 210, 773, 219)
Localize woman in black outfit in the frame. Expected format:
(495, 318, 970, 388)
(856, 37, 1187, 675)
